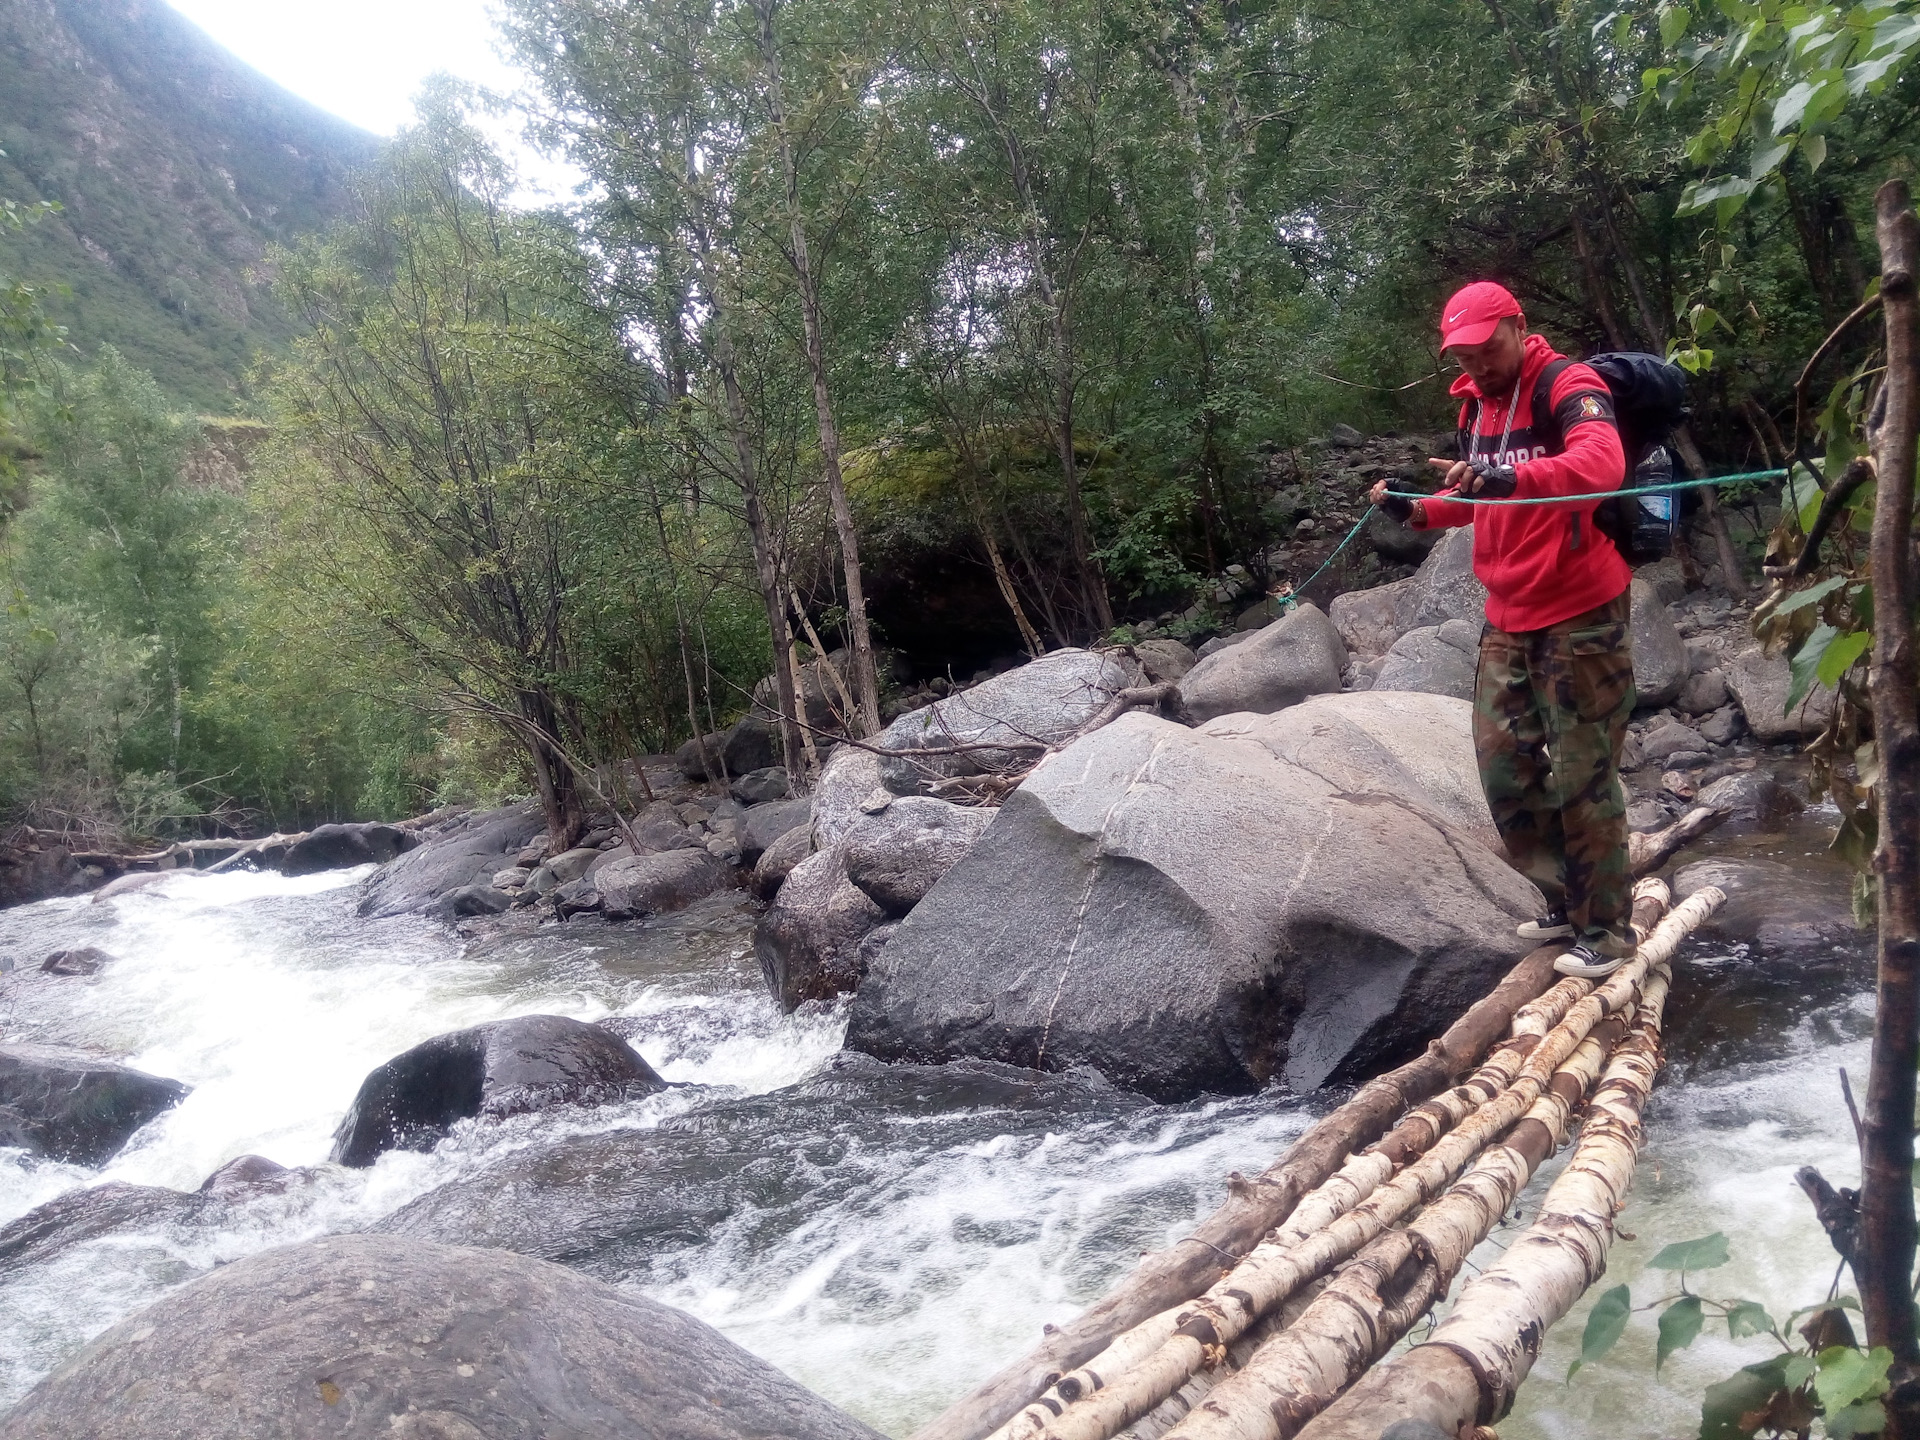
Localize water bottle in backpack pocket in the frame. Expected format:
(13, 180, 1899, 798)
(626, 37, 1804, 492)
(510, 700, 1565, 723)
(1602, 443, 1679, 565)
(1532, 352, 1687, 565)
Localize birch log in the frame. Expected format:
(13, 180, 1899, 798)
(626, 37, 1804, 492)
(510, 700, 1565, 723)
(1004, 895, 1706, 1440)
(1293, 927, 1706, 1440)
(912, 945, 1573, 1440)
(1159, 1024, 1628, 1440)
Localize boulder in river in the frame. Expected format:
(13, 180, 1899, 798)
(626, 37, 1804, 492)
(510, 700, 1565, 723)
(755, 847, 886, 1008)
(1176, 602, 1346, 723)
(729, 766, 790, 806)
(279, 822, 417, 877)
(842, 795, 995, 916)
(330, 1015, 666, 1167)
(0, 1232, 886, 1440)
(811, 742, 889, 850)
(591, 849, 733, 921)
(1674, 856, 1858, 954)
(750, 822, 813, 902)
(357, 802, 546, 919)
(740, 796, 811, 864)
(39, 946, 112, 976)
(847, 691, 1537, 1101)
(0, 1044, 189, 1165)
(0, 1180, 208, 1280)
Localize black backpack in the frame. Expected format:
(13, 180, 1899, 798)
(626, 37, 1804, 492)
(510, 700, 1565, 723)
(1530, 352, 1689, 564)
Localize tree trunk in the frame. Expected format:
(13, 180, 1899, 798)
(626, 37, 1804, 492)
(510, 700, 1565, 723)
(755, 0, 882, 736)
(519, 688, 585, 851)
(1861, 176, 1920, 1409)
(1671, 426, 1749, 598)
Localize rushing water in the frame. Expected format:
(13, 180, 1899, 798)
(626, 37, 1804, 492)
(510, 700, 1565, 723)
(0, 812, 1875, 1437)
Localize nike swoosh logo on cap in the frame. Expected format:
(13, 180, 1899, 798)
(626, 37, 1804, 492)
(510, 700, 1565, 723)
(1447, 311, 1466, 323)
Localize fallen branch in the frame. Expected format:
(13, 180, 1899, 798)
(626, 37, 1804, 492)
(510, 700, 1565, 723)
(203, 832, 301, 875)
(1627, 803, 1731, 876)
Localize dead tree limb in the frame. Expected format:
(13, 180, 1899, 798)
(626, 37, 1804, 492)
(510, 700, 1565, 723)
(1627, 804, 1730, 876)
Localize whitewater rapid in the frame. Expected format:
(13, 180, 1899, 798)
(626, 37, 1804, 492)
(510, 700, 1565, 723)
(0, 857, 1872, 1437)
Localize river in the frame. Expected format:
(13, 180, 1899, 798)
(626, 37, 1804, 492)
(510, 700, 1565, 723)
(0, 812, 1873, 1438)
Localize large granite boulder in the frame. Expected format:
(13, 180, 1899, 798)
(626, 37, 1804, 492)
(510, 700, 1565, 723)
(330, 1015, 666, 1167)
(812, 743, 889, 850)
(1398, 526, 1487, 631)
(876, 648, 1140, 795)
(842, 796, 995, 916)
(1629, 578, 1688, 707)
(581, 849, 732, 921)
(357, 803, 545, 919)
(1725, 645, 1839, 741)
(739, 797, 811, 864)
(1176, 603, 1347, 723)
(1371, 621, 1478, 701)
(1674, 857, 1858, 955)
(0, 1045, 189, 1165)
(750, 823, 813, 902)
(847, 693, 1536, 1101)
(1131, 637, 1198, 684)
(754, 847, 886, 1009)
(0, 1233, 885, 1440)
(1329, 576, 1415, 659)
(674, 715, 779, 781)
(279, 822, 417, 877)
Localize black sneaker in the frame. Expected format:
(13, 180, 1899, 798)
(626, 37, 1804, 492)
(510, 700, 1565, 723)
(1553, 943, 1629, 979)
(1517, 909, 1574, 941)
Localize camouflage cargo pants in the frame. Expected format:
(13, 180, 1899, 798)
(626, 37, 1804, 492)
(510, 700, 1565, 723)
(1473, 589, 1636, 956)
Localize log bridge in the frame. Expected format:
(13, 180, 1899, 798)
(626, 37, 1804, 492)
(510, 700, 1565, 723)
(917, 875, 1728, 1440)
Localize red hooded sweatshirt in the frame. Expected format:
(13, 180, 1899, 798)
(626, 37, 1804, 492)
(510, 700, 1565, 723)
(1414, 332, 1631, 632)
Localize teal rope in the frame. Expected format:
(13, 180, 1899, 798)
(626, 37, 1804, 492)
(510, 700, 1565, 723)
(1381, 466, 1788, 507)
(1275, 508, 1377, 607)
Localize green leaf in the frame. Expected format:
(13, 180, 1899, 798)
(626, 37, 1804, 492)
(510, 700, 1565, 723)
(1788, 624, 1839, 712)
(1677, 175, 1756, 217)
(1828, 1400, 1888, 1439)
(1658, 1294, 1706, 1372)
(1803, 132, 1827, 170)
(1771, 77, 1823, 131)
(1816, 630, 1871, 689)
(1726, 1300, 1773, 1338)
(1650, 1232, 1732, 1271)
(1814, 1345, 1893, 1412)
(1773, 575, 1848, 619)
(1750, 138, 1792, 179)
(1572, 1284, 1633, 1379)
(1784, 1352, 1817, 1390)
(1660, 2, 1693, 47)
(1700, 1354, 1792, 1440)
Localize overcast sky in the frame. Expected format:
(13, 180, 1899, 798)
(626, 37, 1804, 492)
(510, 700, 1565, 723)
(166, 0, 581, 200)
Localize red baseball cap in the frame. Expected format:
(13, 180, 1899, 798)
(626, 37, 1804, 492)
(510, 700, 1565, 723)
(1439, 281, 1523, 349)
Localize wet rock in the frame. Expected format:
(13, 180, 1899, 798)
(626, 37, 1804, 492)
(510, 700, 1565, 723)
(1696, 768, 1801, 826)
(591, 850, 732, 921)
(1330, 576, 1416, 659)
(197, 1154, 300, 1198)
(729, 766, 790, 806)
(0, 842, 89, 910)
(278, 822, 417, 877)
(1131, 637, 1198, 684)
(89, 871, 169, 903)
(750, 822, 813, 902)
(330, 1015, 666, 1167)
(358, 802, 546, 919)
(1177, 603, 1347, 723)
(1630, 578, 1688, 707)
(427, 882, 514, 921)
(40, 946, 111, 976)
(1677, 668, 1729, 716)
(1697, 704, 1745, 747)
(878, 648, 1142, 796)
(1371, 624, 1476, 701)
(739, 797, 811, 865)
(1725, 645, 1837, 741)
(1674, 857, 1858, 953)
(842, 797, 995, 916)
(755, 847, 886, 1009)
(0, 1232, 885, 1440)
(0, 1045, 189, 1165)
(847, 693, 1536, 1101)
(1398, 526, 1487, 632)
(0, 1181, 208, 1280)
(1638, 717, 1704, 764)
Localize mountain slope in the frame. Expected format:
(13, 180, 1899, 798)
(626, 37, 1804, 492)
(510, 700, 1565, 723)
(0, 0, 379, 411)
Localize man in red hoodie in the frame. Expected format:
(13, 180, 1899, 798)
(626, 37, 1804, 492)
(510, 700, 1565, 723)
(1368, 282, 1635, 977)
